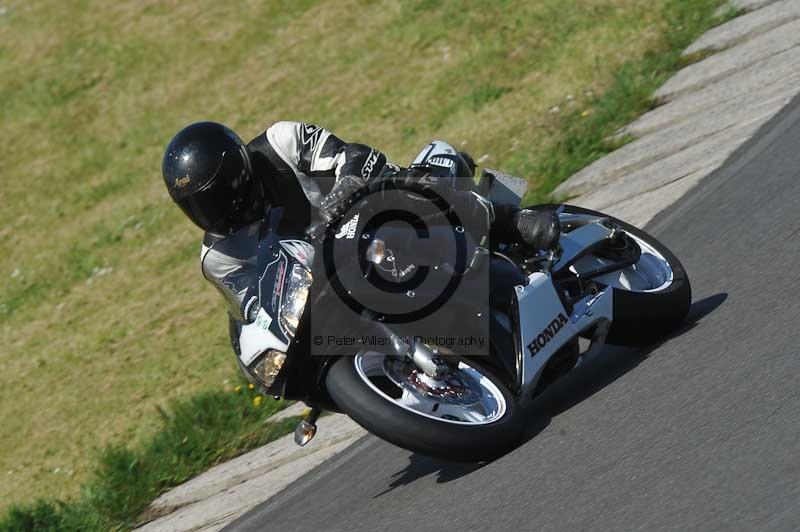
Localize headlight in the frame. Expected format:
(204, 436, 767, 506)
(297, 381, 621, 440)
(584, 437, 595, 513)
(251, 349, 287, 389)
(279, 263, 312, 337)
(366, 238, 386, 265)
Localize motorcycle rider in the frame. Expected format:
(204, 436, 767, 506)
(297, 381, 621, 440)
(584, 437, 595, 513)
(161, 121, 559, 317)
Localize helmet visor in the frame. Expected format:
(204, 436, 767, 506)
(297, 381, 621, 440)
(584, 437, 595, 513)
(175, 150, 261, 234)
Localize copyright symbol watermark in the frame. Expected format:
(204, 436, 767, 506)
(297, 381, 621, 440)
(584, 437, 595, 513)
(309, 180, 490, 356)
(321, 184, 468, 323)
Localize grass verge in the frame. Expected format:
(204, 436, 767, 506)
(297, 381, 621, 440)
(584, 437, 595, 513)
(523, 0, 739, 203)
(0, 0, 734, 516)
(0, 387, 297, 531)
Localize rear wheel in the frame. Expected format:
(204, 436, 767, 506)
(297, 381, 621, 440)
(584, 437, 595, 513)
(536, 204, 692, 345)
(325, 352, 523, 462)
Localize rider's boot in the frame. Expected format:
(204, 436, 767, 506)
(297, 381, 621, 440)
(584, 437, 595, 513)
(513, 209, 561, 251)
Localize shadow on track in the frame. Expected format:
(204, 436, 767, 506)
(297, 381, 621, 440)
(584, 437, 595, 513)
(373, 293, 727, 497)
(372, 453, 488, 498)
(519, 292, 728, 441)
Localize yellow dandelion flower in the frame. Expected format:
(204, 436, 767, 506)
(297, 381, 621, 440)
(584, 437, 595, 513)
(581, 109, 592, 118)
(253, 395, 263, 407)
(234, 385, 242, 393)
(248, 383, 255, 390)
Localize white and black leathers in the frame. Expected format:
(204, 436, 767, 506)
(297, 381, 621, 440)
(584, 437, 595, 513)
(247, 121, 397, 232)
(198, 122, 537, 317)
(200, 121, 396, 316)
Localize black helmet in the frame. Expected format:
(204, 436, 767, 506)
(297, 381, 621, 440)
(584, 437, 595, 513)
(162, 121, 264, 234)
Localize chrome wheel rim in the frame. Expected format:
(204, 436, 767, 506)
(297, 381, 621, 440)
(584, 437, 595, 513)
(353, 351, 507, 425)
(560, 213, 674, 293)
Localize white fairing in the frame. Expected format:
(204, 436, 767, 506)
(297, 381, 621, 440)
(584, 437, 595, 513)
(515, 272, 613, 394)
(238, 308, 289, 366)
(515, 273, 577, 389)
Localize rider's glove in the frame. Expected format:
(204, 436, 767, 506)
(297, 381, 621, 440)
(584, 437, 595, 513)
(318, 175, 368, 224)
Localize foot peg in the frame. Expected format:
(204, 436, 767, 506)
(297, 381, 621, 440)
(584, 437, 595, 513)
(294, 407, 321, 446)
(575, 319, 610, 367)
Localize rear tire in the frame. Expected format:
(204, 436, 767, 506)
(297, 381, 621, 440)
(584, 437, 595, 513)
(536, 204, 692, 345)
(325, 354, 524, 462)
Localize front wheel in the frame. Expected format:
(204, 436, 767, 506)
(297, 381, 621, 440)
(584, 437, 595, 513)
(325, 352, 524, 462)
(537, 204, 692, 345)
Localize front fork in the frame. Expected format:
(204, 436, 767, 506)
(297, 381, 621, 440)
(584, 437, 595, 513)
(293, 323, 450, 448)
(372, 322, 452, 379)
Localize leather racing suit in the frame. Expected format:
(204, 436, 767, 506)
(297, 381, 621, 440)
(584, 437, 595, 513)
(199, 121, 520, 319)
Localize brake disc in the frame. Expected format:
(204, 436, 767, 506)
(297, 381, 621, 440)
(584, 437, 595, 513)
(382, 357, 482, 406)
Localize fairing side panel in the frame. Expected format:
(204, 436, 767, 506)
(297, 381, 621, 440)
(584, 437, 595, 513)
(515, 272, 578, 393)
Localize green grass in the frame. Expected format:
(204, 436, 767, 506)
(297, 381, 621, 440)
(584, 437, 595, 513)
(0, 387, 297, 531)
(522, 0, 736, 203)
(0, 0, 730, 517)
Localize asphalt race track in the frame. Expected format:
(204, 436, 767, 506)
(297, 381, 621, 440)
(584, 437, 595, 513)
(226, 96, 800, 532)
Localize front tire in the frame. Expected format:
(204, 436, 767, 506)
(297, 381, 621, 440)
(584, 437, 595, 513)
(325, 353, 524, 462)
(537, 204, 692, 345)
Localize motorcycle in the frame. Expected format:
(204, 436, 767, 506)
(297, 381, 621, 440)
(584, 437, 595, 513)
(215, 141, 691, 462)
